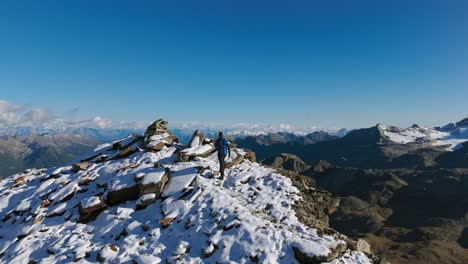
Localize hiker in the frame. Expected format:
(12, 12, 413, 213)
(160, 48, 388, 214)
(215, 131, 231, 180)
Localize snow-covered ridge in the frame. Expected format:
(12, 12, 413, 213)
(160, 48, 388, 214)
(378, 119, 468, 150)
(0, 120, 372, 264)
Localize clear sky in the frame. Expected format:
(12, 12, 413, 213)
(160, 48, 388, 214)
(0, 0, 467, 128)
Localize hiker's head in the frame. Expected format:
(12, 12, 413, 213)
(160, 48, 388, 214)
(218, 131, 224, 138)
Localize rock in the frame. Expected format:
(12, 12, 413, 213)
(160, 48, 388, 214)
(79, 178, 94, 186)
(79, 196, 106, 223)
(177, 144, 216, 162)
(225, 153, 244, 169)
(138, 169, 170, 197)
(284, 170, 339, 228)
(242, 149, 256, 162)
(109, 146, 139, 160)
(40, 200, 50, 208)
(145, 119, 168, 135)
(112, 135, 142, 151)
(188, 130, 205, 148)
(107, 168, 169, 206)
(293, 242, 347, 263)
(32, 215, 43, 225)
(15, 176, 26, 185)
(356, 239, 372, 255)
(136, 194, 157, 210)
(17, 226, 32, 240)
(135, 172, 145, 181)
(97, 244, 119, 262)
(72, 161, 89, 173)
(143, 119, 178, 151)
(107, 183, 139, 206)
(160, 217, 175, 228)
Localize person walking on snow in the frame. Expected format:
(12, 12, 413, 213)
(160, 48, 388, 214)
(215, 131, 231, 180)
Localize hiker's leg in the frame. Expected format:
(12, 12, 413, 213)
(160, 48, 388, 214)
(218, 154, 226, 178)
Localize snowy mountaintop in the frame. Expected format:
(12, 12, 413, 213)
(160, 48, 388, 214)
(377, 118, 468, 150)
(0, 119, 372, 264)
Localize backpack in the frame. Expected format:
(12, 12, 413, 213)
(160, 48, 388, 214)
(215, 138, 228, 154)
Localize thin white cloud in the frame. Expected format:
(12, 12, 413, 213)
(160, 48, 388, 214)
(0, 99, 341, 134)
(170, 121, 337, 136)
(0, 99, 121, 129)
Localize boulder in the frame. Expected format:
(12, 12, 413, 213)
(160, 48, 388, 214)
(242, 149, 256, 162)
(226, 153, 244, 169)
(79, 196, 106, 223)
(356, 239, 372, 255)
(109, 146, 139, 161)
(107, 183, 139, 206)
(145, 119, 168, 135)
(97, 244, 119, 262)
(143, 119, 178, 151)
(112, 135, 142, 151)
(15, 176, 26, 185)
(72, 161, 89, 173)
(160, 217, 175, 228)
(136, 194, 157, 210)
(177, 144, 216, 162)
(138, 168, 170, 197)
(188, 130, 205, 148)
(293, 242, 347, 264)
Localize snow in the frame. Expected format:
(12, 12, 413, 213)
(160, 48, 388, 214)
(81, 196, 101, 209)
(140, 169, 166, 185)
(137, 194, 156, 205)
(15, 199, 31, 213)
(181, 144, 214, 156)
(190, 136, 200, 148)
(381, 124, 468, 150)
(0, 132, 372, 264)
(48, 182, 78, 202)
(161, 167, 198, 198)
(150, 133, 169, 141)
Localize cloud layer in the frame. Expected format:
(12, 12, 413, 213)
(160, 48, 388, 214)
(0, 99, 118, 129)
(0, 99, 337, 135)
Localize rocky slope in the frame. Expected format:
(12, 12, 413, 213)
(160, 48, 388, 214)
(0, 120, 374, 264)
(0, 134, 99, 178)
(265, 155, 468, 264)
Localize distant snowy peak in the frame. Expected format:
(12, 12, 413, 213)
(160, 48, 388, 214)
(377, 118, 468, 150)
(0, 127, 142, 143)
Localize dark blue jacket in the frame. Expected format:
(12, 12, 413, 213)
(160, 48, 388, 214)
(215, 137, 230, 155)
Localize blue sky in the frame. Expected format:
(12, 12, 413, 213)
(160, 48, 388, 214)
(0, 0, 467, 128)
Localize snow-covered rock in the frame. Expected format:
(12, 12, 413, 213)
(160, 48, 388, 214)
(0, 119, 374, 264)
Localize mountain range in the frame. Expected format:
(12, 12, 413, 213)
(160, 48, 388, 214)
(248, 118, 468, 264)
(236, 118, 468, 169)
(0, 134, 99, 178)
